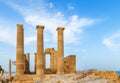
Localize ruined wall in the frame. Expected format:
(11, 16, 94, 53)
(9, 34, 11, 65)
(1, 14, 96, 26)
(44, 50, 76, 74)
(24, 53, 30, 74)
(88, 70, 120, 83)
(44, 48, 57, 74)
(64, 55, 76, 74)
(50, 49, 57, 74)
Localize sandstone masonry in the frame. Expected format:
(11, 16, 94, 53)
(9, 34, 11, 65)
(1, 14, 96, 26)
(16, 24, 76, 76)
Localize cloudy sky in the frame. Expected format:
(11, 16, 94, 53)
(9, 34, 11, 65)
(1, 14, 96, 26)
(0, 0, 120, 72)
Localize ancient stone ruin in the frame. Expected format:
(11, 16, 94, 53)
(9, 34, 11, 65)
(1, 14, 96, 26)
(16, 24, 76, 76)
(0, 24, 120, 83)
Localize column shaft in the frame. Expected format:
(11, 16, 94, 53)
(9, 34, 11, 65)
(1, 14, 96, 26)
(56, 27, 64, 74)
(24, 54, 26, 73)
(26, 53, 30, 73)
(8, 59, 11, 76)
(16, 24, 24, 75)
(24, 53, 30, 74)
(36, 25, 44, 75)
(43, 53, 45, 71)
(34, 53, 37, 74)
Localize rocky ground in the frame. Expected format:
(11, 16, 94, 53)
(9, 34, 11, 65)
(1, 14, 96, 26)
(35, 75, 108, 83)
(35, 70, 120, 83)
(0, 76, 13, 83)
(0, 69, 120, 83)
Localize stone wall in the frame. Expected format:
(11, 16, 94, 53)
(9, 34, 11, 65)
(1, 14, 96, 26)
(78, 69, 120, 83)
(64, 55, 76, 74)
(44, 48, 57, 74)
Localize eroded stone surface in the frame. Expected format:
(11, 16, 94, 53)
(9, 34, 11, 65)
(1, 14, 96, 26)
(64, 55, 76, 74)
(12, 70, 120, 83)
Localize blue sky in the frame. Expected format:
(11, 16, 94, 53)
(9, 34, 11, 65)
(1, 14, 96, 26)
(0, 0, 120, 72)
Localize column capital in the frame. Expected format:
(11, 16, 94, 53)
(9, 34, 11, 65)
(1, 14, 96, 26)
(36, 25, 44, 30)
(17, 24, 23, 30)
(17, 24, 23, 27)
(56, 27, 65, 31)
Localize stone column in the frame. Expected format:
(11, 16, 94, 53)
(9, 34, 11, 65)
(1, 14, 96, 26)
(8, 59, 11, 76)
(36, 25, 44, 75)
(50, 48, 54, 73)
(24, 53, 30, 74)
(24, 54, 26, 73)
(43, 53, 45, 72)
(44, 53, 46, 73)
(16, 24, 24, 75)
(34, 53, 37, 74)
(54, 51, 57, 73)
(26, 53, 30, 73)
(56, 27, 64, 74)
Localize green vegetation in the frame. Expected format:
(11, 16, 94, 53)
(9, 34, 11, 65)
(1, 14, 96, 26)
(0, 65, 2, 70)
(0, 65, 3, 71)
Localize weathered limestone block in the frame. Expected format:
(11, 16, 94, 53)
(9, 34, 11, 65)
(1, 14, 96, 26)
(50, 48, 57, 74)
(44, 48, 57, 74)
(87, 70, 120, 83)
(64, 55, 76, 74)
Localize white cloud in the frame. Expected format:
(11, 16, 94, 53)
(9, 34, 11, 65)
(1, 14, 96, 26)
(103, 31, 120, 51)
(68, 4, 75, 10)
(24, 36, 36, 44)
(67, 15, 96, 33)
(3, 0, 98, 45)
(0, 28, 15, 45)
(49, 2, 54, 8)
(55, 11, 64, 17)
(0, 23, 37, 46)
(0, 20, 37, 46)
(0, 20, 16, 45)
(24, 14, 97, 44)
